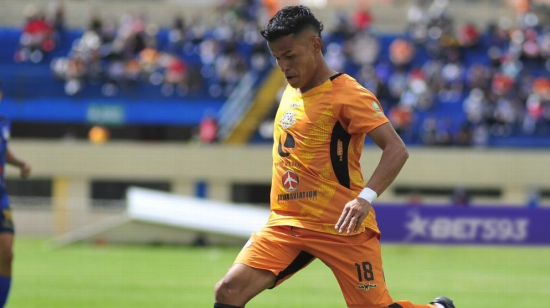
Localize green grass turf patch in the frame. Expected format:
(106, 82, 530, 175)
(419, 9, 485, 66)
(9, 238, 550, 308)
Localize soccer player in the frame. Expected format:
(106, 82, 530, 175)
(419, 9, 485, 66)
(0, 80, 31, 307)
(214, 6, 455, 308)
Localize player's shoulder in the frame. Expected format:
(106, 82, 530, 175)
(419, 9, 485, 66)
(330, 73, 377, 100)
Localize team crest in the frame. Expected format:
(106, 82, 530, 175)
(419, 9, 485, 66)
(356, 282, 378, 291)
(372, 101, 381, 112)
(372, 101, 384, 118)
(282, 170, 299, 192)
(280, 111, 297, 130)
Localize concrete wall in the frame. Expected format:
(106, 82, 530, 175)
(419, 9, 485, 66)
(7, 140, 550, 236)
(7, 139, 550, 201)
(0, 0, 220, 29)
(0, 0, 515, 33)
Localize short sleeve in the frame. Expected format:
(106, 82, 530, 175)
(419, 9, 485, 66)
(338, 87, 389, 134)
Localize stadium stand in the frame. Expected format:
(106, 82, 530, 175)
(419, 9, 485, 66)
(1, 0, 549, 146)
(0, 0, 547, 243)
(1, 5, 548, 308)
(250, 0, 550, 147)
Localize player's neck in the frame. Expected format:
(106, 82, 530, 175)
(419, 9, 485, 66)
(299, 63, 337, 94)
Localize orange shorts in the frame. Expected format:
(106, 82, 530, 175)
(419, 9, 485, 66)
(234, 225, 393, 308)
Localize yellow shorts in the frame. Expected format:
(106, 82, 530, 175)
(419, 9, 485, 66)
(234, 225, 393, 308)
(0, 209, 14, 234)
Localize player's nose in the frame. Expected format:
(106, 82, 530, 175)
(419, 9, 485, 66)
(277, 59, 290, 72)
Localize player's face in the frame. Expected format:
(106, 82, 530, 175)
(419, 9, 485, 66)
(268, 32, 317, 92)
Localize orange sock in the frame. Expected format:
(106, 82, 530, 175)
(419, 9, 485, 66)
(391, 300, 437, 308)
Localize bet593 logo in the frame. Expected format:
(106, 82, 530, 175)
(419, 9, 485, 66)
(405, 212, 529, 242)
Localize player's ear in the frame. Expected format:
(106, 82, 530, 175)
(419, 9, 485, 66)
(311, 36, 322, 54)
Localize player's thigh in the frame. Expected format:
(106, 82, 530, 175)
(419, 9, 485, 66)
(0, 208, 14, 252)
(0, 208, 14, 235)
(0, 208, 14, 275)
(306, 229, 393, 308)
(234, 226, 316, 288)
(0, 233, 13, 258)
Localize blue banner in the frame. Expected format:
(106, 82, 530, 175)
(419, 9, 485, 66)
(375, 206, 550, 245)
(0, 98, 223, 125)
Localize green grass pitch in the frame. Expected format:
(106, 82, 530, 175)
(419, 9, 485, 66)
(9, 238, 550, 308)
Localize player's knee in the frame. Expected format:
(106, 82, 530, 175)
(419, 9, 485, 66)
(0, 247, 13, 267)
(214, 277, 242, 303)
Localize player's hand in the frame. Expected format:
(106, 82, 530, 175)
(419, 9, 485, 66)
(20, 162, 31, 179)
(335, 197, 372, 234)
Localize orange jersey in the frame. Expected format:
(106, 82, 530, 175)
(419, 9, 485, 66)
(266, 73, 389, 235)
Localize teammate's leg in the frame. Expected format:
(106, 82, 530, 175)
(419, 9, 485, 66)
(0, 233, 13, 308)
(214, 263, 276, 307)
(0, 208, 14, 308)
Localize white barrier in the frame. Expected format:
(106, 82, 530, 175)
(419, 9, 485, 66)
(51, 187, 270, 247)
(127, 187, 269, 238)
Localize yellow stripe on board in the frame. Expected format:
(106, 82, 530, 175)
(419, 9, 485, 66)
(53, 176, 69, 236)
(225, 67, 286, 144)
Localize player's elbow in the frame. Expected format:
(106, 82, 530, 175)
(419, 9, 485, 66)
(400, 146, 409, 162)
(394, 144, 409, 165)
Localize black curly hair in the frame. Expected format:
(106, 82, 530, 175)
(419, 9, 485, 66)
(260, 5, 324, 42)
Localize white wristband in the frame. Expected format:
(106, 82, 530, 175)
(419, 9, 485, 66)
(358, 187, 377, 204)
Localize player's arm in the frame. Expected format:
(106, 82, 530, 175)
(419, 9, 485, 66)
(336, 123, 408, 233)
(363, 122, 409, 196)
(6, 148, 31, 179)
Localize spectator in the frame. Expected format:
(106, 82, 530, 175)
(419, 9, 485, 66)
(199, 111, 218, 144)
(463, 88, 487, 125)
(250, 42, 270, 72)
(407, 0, 430, 44)
(407, 190, 423, 206)
(161, 53, 189, 97)
(325, 42, 346, 73)
(527, 187, 541, 209)
(457, 22, 481, 48)
(168, 16, 186, 51)
(420, 117, 438, 145)
(352, 4, 374, 31)
(389, 39, 415, 67)
(347, 31, 380, 66)
(455, 123, 473, 146)
(451, 186, 471, 206)
(389, 105, 413, 138)
(15, 5, 57, 63)
(48, 1, 65, 35)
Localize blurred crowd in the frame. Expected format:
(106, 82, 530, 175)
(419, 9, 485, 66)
(47, 0, 270, 97)
(258, 0, 550, 146)
(400, 0, 550, 146)
(14, 2, 65, 63)
(334, 0, 550, 146)
(389, 0, 550, 146)
(12, 0, 550, 146)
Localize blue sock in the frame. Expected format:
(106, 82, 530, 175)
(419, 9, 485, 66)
(0, 275, 11, 308)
